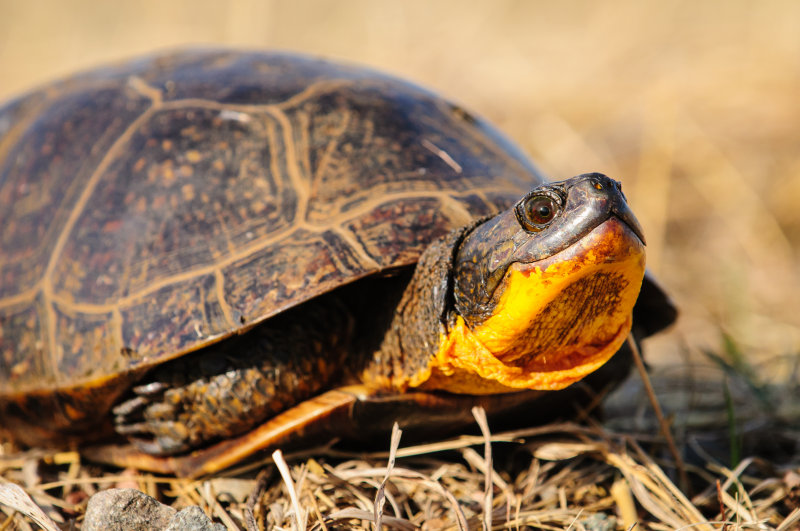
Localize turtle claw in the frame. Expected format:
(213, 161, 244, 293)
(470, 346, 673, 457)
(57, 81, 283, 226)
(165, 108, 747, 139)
(113, 380, 174, 428)
(128, 438, 165, 456)
(114, 390, 193, 455)
(132, 381, 169, 396)
(113, 380, 170, 418)
(130, 434, 189, 456)
(112, 396, 149, 417)
(114, 421, 153, 436)
(117, 420, 192, 456)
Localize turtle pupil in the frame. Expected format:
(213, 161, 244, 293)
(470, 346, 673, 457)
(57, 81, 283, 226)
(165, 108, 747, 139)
(535, 204, 551, 219)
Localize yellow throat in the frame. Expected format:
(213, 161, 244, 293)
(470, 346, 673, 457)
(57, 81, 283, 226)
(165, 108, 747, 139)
(411, 217, 646, 393)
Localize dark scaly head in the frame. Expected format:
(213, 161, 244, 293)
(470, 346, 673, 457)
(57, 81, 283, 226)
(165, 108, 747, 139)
(413, 173, 647, 393)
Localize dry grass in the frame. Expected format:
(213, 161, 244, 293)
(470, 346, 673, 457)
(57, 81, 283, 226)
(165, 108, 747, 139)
(1, 343, 798, 528)
(1, 403, 798, 529)
(0, 1, 798, 529)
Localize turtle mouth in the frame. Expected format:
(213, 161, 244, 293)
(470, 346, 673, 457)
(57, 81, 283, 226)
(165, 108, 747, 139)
(415, 216, 646, 394)
(511, 215, 644, 276)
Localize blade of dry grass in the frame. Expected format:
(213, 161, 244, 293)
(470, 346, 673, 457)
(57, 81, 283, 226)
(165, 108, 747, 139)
(273, 449, 307, 530)
(244, 468, 269, 531)
(327, 507, 417, 530)
(202, 479, 241, 530)
(628, 335, 690, 489)
(610, 477, 638, 529)
(471, 406, 493, 531)
(373, 423, 401, 531)
(0, 481, 59, 531)
(777, 507, 800, 531)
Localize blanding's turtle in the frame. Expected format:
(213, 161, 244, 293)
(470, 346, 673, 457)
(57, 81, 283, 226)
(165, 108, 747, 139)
(0, 50, 675, 476)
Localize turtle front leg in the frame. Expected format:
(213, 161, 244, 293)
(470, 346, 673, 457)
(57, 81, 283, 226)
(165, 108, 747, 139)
(113, 297, 353, 455)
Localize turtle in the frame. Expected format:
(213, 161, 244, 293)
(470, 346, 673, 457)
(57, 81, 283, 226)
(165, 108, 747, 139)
(0, 50, 676, 477)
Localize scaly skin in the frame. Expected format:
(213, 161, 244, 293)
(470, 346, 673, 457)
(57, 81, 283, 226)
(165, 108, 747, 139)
(113, 296, 354, 454)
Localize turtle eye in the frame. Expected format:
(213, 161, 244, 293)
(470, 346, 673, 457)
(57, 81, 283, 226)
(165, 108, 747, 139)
(516, 193, 560, 232)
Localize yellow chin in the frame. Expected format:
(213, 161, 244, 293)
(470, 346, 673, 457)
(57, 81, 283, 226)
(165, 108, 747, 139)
(411, 217, 646, 393)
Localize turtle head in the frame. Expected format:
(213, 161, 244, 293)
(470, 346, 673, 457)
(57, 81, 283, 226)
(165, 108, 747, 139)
(453, 172, 644, 322)
(414, 173, 647, 393)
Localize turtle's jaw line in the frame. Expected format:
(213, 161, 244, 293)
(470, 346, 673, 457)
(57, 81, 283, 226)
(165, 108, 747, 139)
(611, 209, 646, 247)
(413, 217, 646, 394)
(513, 214, 645, 275)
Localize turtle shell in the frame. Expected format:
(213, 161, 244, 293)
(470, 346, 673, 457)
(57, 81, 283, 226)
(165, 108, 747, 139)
(0, 50, 545, 426)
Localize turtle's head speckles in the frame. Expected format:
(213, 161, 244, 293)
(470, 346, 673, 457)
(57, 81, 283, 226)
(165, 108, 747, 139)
(415, 173, 647, 393)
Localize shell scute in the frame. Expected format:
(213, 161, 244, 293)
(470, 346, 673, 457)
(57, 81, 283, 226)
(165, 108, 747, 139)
(220, 228, 370, 328)
(53, 305, 118, 383)
(0, 87, 151, 301)
(0, 297, 52, 388)
(119, 273, 223, 364)
(52, 106, 291, 305)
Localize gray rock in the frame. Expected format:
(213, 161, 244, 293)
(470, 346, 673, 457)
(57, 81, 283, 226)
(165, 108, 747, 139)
(581, 513, 617, 531)
(166, 506, 226, 531)
(83, 488, 224, 531)
(83, 488, 176, 531)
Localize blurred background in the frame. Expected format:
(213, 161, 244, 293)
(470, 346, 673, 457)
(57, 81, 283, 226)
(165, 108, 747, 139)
(1, 1, 797, 395)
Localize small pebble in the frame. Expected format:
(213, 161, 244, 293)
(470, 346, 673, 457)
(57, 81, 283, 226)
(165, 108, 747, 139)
(83, 488, 223, 531)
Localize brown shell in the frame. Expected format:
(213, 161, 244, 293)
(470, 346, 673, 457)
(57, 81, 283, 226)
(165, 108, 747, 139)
(0, 50, 544, 399)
